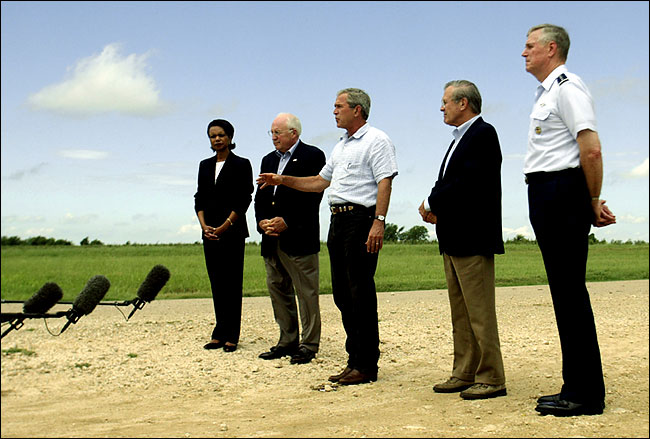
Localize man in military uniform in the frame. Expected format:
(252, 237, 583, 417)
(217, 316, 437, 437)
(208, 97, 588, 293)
(521, 23, 616, 417)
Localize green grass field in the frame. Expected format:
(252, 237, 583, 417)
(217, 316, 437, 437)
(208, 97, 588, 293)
(1, 242, 648, 301)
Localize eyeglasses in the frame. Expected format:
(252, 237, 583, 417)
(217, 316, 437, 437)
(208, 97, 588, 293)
(267, 129, 292, 137)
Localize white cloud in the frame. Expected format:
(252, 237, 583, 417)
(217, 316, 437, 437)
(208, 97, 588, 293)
(503, 226, 534, 239)
(63, 213, 99, 224)
(627, 158, 649, 178)
(25, 227, 55, 236)
(590, 76, 650, 104)
(142, 174, 195, 186)
(1, 215, 46, 224)
(618, 214, 647, 224)
(58, 149, 109, 160)
(178, 223, 201, 235)
(27, 43, 168, 116)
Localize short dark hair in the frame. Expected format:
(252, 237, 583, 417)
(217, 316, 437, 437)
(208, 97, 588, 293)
(206, 119, 236, 149)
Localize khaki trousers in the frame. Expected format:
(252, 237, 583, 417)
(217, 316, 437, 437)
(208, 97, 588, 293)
(264, 243, 321, 352)
(443, 253, 505, 385)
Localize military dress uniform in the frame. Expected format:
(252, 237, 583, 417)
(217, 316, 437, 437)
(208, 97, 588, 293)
(525, 65, 605, 407)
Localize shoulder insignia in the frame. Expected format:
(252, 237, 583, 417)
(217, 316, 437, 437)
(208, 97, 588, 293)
(556, 73, 569, 86)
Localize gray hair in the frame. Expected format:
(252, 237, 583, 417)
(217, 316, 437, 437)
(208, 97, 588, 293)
(337, 88, 371, 120)
(444, 80, 482, 114)
(276, 112, 302, 137)
(528, 23, 570, 62)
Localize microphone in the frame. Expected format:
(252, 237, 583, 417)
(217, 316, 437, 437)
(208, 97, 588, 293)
(128, 265, 170, 320)
(23, 282, 64, 314)
(60, 275, 111, 333)
(1, 283, 64, 338)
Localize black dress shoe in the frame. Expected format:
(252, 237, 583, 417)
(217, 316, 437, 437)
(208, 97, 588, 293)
(536, 398, 605, 417)
(328, 367, 353, 382)
(290, 346, 316, 364)
(258, 345, 297, 360)
(204, 341, 225, 350)
(338, 369, 377, 385)
(223, 343, 237, 352)
(537, 393, 561, 404)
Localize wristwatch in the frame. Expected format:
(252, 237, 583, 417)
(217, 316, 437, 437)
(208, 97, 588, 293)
(374, 215, 386, 222)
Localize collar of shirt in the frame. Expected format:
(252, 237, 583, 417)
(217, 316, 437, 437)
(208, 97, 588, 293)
(274, 139, 299, 159)
(341, 122, 370, 142)
(274, 140, 299, 197)
(452, 114, 480, 144)
(536, 64, 568, 99)
(442, 115, 480, 179)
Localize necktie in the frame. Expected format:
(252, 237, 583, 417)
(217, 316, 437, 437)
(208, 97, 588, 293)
(438, 139, 455, 181)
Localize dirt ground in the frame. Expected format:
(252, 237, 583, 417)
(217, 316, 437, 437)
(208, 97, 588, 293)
(1, 280, 648, 438)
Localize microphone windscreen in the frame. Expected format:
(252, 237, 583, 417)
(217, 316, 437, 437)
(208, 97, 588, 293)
(136, 265, 170, 302)
(23, 282, 63, 314)
(73, 275, 110, 315)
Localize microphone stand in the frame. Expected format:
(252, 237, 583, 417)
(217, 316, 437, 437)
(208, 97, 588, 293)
(43, 300, 135, 306)
(1, 311, 68, 338)
(2, 297, 149, 327)
(2, 299, 134, 306)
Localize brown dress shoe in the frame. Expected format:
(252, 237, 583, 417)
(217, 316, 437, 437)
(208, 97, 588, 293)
(433, 377, 475, 393)
(203, 340, 225, 350)
(460, 383, 507, 400)
(328, 367, 353, 382)
(338, 369, 377, 385)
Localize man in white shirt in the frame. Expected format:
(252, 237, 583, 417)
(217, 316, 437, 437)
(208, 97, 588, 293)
(522, 23, 616, 417)
(257, 88, 398, 385)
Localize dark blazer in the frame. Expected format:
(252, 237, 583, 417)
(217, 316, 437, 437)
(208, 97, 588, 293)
(427, 117, 505, 256)
(255, 141, 326, 257)
(194, 151, 254, 240)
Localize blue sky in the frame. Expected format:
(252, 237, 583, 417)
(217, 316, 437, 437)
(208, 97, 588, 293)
(1, 1, 648, 245)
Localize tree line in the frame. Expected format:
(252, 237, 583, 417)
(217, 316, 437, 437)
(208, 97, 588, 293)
(1, 236, 104, 246)
(1, 227, 647, 247)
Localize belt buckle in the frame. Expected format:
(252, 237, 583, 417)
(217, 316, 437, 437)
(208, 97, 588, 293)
(331, 204, 354, 214)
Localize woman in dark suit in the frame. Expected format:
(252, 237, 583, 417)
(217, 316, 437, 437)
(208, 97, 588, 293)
(194, 119, 253, 352)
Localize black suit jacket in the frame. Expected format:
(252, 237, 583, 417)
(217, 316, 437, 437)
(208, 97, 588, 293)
(254, 141, 326, 257)
(194, 152, 254, 240)
(427, 117, 505, 256)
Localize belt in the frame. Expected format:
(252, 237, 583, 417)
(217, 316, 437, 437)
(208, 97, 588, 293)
(329, 204, 373, 215)
(525, 167, 582, 184)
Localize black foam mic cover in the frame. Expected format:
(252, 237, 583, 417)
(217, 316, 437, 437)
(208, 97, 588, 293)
(60, 275, 110, 333)
(73, 275, 111, 315)
(136, 265, 170, 302)
(23, 283, 63, 314)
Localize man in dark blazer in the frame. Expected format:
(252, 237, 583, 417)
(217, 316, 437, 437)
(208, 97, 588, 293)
(255, 113, 326, 364)
(418, 80, 506, 400)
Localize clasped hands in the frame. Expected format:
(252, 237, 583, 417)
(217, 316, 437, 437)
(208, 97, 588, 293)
(417, 199, 615, 229)
(418, 202, 437, 224)
(259, 217, 287, 236)
(594, 200, 616, 228)
(203, 225, 225, 241)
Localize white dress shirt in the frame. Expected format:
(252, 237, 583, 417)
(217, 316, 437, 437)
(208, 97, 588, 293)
(524, 65, 597, 174)
(319, 123, 398, 207)
(423, 115, 480, 211)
